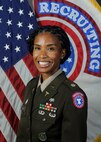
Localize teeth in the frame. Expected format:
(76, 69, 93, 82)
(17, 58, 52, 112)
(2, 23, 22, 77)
(39, 62, 49, 65)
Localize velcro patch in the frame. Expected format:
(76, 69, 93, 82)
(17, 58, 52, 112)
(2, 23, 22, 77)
(72, 92, 84, 108)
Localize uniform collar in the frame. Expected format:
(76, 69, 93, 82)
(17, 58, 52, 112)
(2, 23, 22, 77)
(38, 69, 62, 92)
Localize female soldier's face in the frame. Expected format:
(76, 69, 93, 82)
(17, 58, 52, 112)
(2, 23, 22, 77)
(33, 32, 64, 80)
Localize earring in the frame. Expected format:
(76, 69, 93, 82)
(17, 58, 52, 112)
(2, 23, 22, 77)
(61, 56, 64, 59)
(61, 53, 65, 59)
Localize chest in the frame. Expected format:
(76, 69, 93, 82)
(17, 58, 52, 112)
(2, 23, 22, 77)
(22, 87, 65, 122)
(33, 90, 64, 123)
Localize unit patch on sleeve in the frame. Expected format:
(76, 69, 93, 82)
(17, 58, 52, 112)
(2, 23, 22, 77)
(72, 92, 85, 108)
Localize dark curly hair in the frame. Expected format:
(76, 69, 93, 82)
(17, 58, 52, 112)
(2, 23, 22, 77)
(27, 25, 71, 64)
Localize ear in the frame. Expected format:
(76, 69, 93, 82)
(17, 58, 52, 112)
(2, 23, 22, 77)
(61, 49, 66, 59)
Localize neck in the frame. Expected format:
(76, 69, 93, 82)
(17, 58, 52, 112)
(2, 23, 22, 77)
(41, 68, 60, 81)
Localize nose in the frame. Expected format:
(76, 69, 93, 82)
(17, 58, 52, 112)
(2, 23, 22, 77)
(40, 48, 47, 58)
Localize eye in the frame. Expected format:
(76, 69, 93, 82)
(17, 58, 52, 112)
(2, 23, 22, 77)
(47, 47, 56, 51)
(34, 46, 40, 50)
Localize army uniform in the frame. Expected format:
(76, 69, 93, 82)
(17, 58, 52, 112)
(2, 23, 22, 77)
(16, 70, 87, 142)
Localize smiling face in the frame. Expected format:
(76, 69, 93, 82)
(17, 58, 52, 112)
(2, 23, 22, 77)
(32, 32, 65, 81)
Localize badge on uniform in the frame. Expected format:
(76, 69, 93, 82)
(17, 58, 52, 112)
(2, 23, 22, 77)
(72, 92, 84, 108)
(39, 103, 57, 112)
(39, 102, 57, 118)
(49, 98, 55, 103)
(38, 110, 45, 115)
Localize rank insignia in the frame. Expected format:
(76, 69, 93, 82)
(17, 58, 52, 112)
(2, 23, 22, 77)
(72, 92, 84, 108)
(71, 83, 76, 87)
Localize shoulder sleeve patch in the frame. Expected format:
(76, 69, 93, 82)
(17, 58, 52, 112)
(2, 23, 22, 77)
(72, 92, 85, 108)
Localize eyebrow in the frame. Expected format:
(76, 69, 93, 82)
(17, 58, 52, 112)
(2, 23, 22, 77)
(34, 43, 57, 46)
(47, 44, 57, 47)
(34, 44, 40, 46)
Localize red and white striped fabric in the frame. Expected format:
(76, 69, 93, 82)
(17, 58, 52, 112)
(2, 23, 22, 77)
(0, 0, 38, 141)
(0, 55, 38, 142)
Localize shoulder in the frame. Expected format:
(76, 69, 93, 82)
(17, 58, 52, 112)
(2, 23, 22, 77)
(24, 76, 39, 93)
(58, 73, 87, 97)
(23, 76, 39, 98)
(27, 76, 39, 87)
(62, 78, 83, 92)
(64, 78, 87, 98)
(58, 71, 83, 92)
(62, 78, 87, 108)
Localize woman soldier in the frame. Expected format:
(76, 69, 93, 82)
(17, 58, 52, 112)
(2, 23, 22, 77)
(16, 25, 87, 142)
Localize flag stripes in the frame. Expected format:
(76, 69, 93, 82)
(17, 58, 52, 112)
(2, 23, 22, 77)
(0, 67, 22, 119)
(0, 54, 38, 142)
(23, 54, 39, 77)
(0, 108, 16, 142)
(6, 67, 25, 101)
(14, 59, 33, 86)
(0, 89, 19, 134)
(0, 0, 38, 141)
(0, 132, 6, 142)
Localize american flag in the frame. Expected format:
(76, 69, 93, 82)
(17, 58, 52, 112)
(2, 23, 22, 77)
(0, 0, 38, 141)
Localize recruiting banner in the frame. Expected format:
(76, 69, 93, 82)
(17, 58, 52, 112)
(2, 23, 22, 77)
(33, 0, 101, 142)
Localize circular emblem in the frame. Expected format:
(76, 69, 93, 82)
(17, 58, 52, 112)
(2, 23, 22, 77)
(36, 0, 101, 80)
(72, 92, 84, 108)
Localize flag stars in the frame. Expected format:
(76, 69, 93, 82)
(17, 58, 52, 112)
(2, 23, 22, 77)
(28, 11, 33, 17)
(7, 19, 12, 26)
(4, 44, 10, 50)
(8, 7, 14, 13)
(0, 6, 3, 11)
(16, 34, 22, 40)
(5, 32, 11, 38)
(67, 58, 72, 63)
(63, 68, 67, 73)
(15, 46, 20, 52)
(0, 18, 2, 23)
(20, 0, 24, 3)
(0, 0, 38, 70)
(17, 21, 23, 28)
(3, 56, 8, 63)
(28, 23, 33, 30)
(18, 9, 24, 15)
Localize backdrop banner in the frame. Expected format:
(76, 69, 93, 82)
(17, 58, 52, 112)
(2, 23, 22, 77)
(33, 0, 101, 142)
